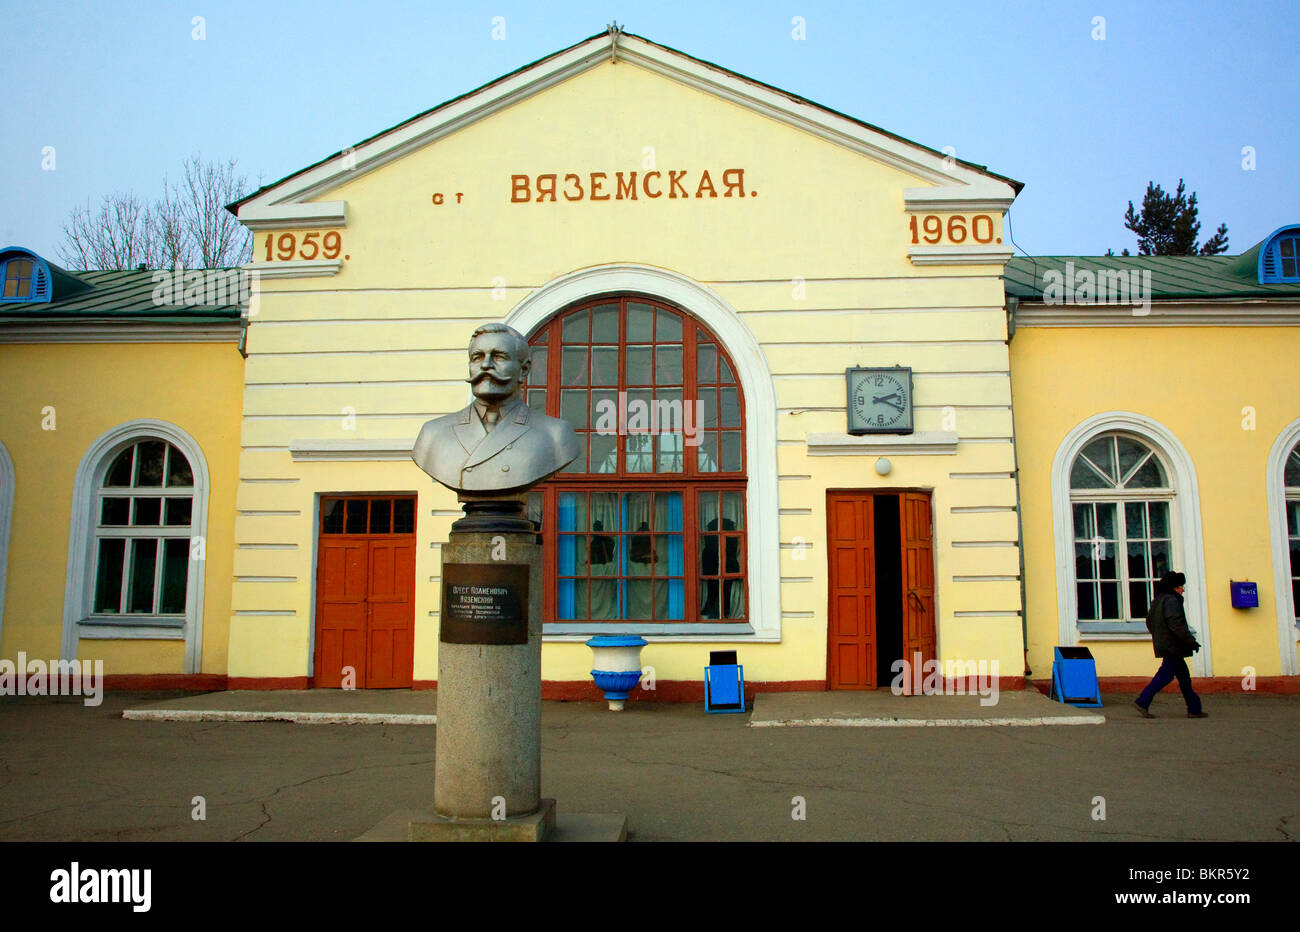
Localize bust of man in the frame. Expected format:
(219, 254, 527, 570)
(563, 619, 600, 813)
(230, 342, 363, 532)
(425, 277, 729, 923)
(412, 322, 580, 495)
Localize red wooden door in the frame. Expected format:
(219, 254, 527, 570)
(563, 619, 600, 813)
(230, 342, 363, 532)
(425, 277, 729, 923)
(314, 497, 416, 688)
(827, 492, 876, 689)
(315, 540, 368, 688)
(899, 491, 936, 695)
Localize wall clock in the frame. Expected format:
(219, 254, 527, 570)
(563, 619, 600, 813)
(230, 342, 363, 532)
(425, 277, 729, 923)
(846, 367, 913, 435)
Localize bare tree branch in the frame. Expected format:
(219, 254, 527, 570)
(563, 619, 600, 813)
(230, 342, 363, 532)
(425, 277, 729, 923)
(58, 156, 253, 270)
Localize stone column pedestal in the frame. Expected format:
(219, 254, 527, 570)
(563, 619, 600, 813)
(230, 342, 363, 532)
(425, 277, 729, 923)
(433, 523, 542, 819)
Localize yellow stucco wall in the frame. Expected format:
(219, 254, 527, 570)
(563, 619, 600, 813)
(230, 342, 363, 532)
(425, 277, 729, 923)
(231, 60, 1024, 684)
(1012, 324, 1300, 677)
(0, 341, 242, 674)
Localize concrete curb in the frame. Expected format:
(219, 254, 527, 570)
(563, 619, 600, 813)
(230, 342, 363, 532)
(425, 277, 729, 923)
(749, 715, 1105, 728)
(122, 709, 436, 725)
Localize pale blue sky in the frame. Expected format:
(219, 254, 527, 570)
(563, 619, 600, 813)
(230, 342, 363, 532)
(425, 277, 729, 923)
(3, 0, 1296, 261)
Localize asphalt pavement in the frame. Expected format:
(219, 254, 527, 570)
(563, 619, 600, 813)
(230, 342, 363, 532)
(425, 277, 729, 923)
(0, 690, 1295, 841)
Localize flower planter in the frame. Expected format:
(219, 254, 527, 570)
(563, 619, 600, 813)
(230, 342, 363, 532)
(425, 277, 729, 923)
(585, 635, 648, 711)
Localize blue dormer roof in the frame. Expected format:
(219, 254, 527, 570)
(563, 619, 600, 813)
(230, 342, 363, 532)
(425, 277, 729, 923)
(0, 247, 92, 304)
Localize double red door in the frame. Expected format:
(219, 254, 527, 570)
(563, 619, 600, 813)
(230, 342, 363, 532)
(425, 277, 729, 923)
(826, 491, 935, 690)
(314, 496, 416, 688)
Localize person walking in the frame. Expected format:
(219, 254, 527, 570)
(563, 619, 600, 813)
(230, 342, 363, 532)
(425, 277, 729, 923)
(1134, 571, 1207, 718)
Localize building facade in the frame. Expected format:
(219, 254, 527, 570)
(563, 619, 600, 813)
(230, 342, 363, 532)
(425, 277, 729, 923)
(2, 31, 1296, 694)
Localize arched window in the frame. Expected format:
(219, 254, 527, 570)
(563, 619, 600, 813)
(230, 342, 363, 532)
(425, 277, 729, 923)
(1070, 432, 1173, 623)
(63, 420, 210, 671)
(91, 440, 195, 616)
(1284, 441, 1300, 625)
(0, 441, 13, 653)
(524, 295, 747, 625)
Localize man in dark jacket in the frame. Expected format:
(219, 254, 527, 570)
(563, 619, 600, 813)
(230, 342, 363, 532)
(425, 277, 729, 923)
(1134, 571, 1207, 718)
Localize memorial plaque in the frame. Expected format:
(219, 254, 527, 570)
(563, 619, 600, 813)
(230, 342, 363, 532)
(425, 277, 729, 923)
(440, 563, 530, 644)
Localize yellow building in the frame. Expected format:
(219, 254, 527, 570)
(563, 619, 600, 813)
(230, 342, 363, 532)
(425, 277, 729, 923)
(0, 253, 243, 685)
(1007, 244, 1300, 688)
(2, 30, 1297, 695)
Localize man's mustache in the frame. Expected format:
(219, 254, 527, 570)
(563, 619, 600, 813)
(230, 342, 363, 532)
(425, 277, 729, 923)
(466, 370, 513, 385)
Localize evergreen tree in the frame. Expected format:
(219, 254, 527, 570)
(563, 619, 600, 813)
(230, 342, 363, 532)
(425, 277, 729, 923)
(1117, 179, 1228, 256)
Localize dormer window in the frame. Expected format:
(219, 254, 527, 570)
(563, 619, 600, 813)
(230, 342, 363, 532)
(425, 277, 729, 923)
(2, 257, 34, 300)
(1260, 226, 1300, 283)
(0, 249, 57, 303)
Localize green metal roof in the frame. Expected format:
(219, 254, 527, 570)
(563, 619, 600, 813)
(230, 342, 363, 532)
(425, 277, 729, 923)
(1004, 244, 1300, 302)
(0, 269, 244, 320)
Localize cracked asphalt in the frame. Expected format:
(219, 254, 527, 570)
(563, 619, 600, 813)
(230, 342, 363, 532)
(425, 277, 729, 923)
(0, 691, 1296, 841)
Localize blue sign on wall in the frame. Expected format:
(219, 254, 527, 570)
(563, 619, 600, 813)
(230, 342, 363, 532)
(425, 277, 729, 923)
(1230, 581, 1259, 609)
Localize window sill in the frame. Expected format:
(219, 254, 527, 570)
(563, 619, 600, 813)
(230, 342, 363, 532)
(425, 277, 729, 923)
(77, 616, 185, 640)
(544, 622, 755, 640)
(1078, 621, 1149, 639)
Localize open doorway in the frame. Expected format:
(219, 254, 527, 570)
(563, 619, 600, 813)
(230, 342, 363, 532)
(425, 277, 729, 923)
(826, 490, 935, 690)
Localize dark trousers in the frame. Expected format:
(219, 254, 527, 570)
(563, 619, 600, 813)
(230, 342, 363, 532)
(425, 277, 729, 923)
(1137, 656, 1202, 714)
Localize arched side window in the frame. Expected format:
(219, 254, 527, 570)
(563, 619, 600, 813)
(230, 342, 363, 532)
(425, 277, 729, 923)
(1051, 413, 1211, 674)
(1069, 432, 1174, 624)
(62, 420, 209, 672)
(524, 295, 747, 626)
(0, 441, 14, 654)
(1267, 421, 1300, 676)
(90, 440, 195, 617)
(1285, 444, 1300, 624)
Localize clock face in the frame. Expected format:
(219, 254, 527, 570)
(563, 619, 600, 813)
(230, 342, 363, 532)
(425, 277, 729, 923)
(847, 368, 912, 434)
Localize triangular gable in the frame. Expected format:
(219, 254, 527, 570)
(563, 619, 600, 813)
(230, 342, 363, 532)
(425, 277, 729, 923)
(230, 29, 1021, 230)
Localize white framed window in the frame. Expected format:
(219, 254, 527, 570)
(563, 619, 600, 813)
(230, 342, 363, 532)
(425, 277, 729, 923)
(1267, 420, 1300, 676)
(1069, 433, 1174, 625)
(1286, 447, 1300, 625)
(503, 264, 781, 641)
(90, 440, 195, 618)
(61, 420, 209, 673)
(1051, 412, 1211, 675)
(0, 440, 13, 655)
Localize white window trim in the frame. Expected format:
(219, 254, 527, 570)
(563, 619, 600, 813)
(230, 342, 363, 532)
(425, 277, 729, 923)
(504, 263, 782, 642)
(61, 420, 210, 672)
(0, 441, 13, 654)
(1051, 413, 1211, 676)
(1266, 418, 1300, 676)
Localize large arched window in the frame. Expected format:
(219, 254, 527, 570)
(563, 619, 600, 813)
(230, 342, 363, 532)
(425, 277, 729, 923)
(1268, 425, 1300, 676)
(90, 440, 195, 616)
(1284, 442, 1300, 625)
(1070, 432, 1174, 623)
(525, 295, 747, 625)
(62, 420, 210, 671)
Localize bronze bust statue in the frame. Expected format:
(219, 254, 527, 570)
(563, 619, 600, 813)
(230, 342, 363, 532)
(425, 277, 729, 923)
(412, 323, 580, 496)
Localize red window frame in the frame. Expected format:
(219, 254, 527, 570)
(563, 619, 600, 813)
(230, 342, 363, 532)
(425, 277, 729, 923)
(526, 295, 748, 624)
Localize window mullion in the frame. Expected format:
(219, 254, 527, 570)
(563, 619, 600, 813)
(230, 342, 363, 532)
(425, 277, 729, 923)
(152, 533, 166, 613)
(1116, 507, 1131, 619)
(683, 316, 698, 479)
(616, 297, 627, 478)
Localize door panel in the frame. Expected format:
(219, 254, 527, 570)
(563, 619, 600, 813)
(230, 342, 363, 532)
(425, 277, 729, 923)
(827, 493, 875, 689)
(366, 539, 415, 688)
(900, 491, 936, 694)
(315, 540, 367, 688)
